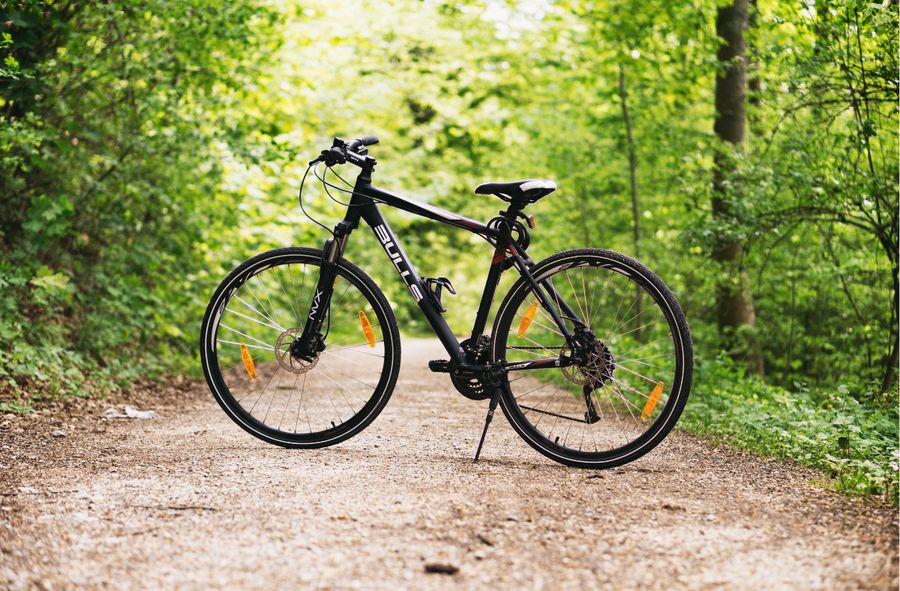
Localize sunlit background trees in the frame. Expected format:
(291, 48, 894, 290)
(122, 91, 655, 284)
(1, 0, 896, 499)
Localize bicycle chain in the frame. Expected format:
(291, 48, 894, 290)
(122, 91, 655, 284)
(507, 346, 563, 350)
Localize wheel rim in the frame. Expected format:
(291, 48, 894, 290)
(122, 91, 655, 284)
(207, 257, 391, 440)
(498, 255, 686, 459)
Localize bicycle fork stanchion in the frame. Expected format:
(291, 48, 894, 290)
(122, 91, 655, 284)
(473, 387, 502, 463)
(293, 230, 349, 359)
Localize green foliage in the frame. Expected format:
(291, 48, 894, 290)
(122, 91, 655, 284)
(0, 0, 896, 502)
(682, 356, 899, 504)
(0, 0, 281, 403)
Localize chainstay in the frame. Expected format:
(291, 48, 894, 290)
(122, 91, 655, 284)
(518, 404, 588, 423)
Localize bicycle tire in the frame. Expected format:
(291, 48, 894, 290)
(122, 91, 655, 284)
(200, 247, 401, 448)
(491, 248, 693, 468)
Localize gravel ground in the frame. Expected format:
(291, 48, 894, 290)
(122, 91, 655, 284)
(1, 338, 897, 590)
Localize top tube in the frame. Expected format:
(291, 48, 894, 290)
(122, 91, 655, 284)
(359, 183, 499, 239)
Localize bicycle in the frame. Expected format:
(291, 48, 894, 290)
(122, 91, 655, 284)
(200, 135, 693, 468)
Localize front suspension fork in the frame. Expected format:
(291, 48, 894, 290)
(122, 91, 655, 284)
(293, 232, 349, 359)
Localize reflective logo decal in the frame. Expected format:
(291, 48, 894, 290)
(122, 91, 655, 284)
(308, 289, 323, 320)
(374, 224, 422, 302)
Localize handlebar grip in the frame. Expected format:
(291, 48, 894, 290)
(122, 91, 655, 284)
(358, 135, 379, 146)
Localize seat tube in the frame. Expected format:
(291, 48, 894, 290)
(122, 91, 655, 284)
(469, 245, 507, 342)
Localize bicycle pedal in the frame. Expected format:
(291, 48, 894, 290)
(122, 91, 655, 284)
(428, 359, 451, 373)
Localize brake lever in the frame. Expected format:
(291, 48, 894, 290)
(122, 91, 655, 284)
(307, 141, 370, 168)
(313, 146, 347, 167)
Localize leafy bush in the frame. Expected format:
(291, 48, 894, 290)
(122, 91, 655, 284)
(681, 355, 899, 504)
(0, 1, 279, 408)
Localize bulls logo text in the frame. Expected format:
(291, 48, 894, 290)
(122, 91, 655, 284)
(374, 225, 423, 302)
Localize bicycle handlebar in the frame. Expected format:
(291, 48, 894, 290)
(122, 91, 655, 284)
(347, 135, 379, 151)
(310, 135, 380, 167)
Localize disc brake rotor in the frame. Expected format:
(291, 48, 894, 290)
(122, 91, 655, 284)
(274, 328, 319, 374)
(560, 343, 615, 387)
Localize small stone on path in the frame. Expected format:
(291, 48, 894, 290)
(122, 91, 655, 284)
(424, 563, 459, 575)
(102, 406, 158, 420)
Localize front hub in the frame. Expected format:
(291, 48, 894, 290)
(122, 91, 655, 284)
(278, 328, 321, 374)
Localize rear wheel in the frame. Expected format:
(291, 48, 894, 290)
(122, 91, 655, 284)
(492, 249, 692, 468)
(200, 247, 401, 448)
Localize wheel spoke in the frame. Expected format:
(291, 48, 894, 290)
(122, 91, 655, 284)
(234, 295, 287, 332)
(614, 353, 667, 371)
(216, 339, 271, 351)
(515, 381, 553, 401)
(564, 269, 589, 323)
(616, 363, 662, 384)
(609, 377, 651, 400)
(225, 307, 285, 332)
(273, 265, 301, 327)
(279, 373, 301, 431)
(579, 267, 591, 327)
(506, 347, 556, 359)
(608, 381, 642, 422)
(615, 320, 657, 340)
(247, 276, 287, 333)
(314, 368, 360, 414)
(514, 310, 564, 337)
(295, 372, 311, 433)
(219, 325, 273, 349)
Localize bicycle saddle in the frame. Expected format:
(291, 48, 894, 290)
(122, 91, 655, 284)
(474, 179, 556, 204)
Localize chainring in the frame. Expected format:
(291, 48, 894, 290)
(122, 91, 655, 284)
(450, 336, 493, 400)
(451, 371, 491, 400)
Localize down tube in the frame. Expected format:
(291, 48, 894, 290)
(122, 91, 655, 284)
(361, 206, 465, 363)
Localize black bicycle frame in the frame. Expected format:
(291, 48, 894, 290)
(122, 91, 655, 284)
(297, 165, 583, 372)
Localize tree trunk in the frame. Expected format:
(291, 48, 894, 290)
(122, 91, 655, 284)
(881, 262, 898, 393)
(713, 0, 765, 376)
(747, 0, 761, 114)
(618, 63, 643, 340)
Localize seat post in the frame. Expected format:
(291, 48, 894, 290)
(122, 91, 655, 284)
(502, 201, 525, 221)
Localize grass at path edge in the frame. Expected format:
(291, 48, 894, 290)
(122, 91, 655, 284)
(680, 356, 899, 506)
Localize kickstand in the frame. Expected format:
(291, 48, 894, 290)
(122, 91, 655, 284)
(473, 388, 501, 464)
(582, 384, 600, 424)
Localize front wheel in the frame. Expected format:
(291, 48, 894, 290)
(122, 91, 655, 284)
(491, 249, 693, 468)
(200, 247, 401, 448)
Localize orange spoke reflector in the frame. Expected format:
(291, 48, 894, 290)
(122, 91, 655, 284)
(359, 310, 376, 348)
(517, 300, 540, 337)
(641, 382, 664, 421)
(240, 343, 257, 380)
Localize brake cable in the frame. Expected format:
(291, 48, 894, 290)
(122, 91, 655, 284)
(297, 163, 334, 237)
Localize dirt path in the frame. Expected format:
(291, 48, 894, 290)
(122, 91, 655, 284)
(1, 339, 897, 590)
